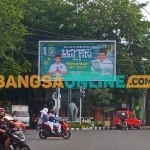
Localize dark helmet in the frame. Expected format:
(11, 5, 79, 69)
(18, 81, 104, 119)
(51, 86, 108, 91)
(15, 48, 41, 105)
(49, 109, 56, 114)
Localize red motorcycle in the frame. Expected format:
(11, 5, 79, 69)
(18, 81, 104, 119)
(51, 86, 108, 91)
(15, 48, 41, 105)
(38, 120, 71, 139)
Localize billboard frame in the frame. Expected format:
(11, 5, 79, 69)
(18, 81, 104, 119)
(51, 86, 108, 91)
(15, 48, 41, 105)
(38, 40, 116, 82)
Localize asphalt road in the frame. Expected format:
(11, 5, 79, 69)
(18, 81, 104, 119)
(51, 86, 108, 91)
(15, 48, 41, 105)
(25, 130, 150, 150)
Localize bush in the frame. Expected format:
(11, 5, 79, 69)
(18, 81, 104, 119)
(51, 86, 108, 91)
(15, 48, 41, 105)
(94, 122, 104, 127)
(68, 122, 95, 128)
(68, 123, 82, 128)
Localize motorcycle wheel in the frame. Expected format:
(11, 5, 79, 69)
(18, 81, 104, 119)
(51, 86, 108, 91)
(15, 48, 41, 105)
(16, 143, 31, 150)
(121, 125, 123, 131)
(39, 131, 47, 139)
(63, 131, 71, 139)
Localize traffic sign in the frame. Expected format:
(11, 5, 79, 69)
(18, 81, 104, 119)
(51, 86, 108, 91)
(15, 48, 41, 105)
(52, 92, 61, 100)
(52, 92, 57, 100)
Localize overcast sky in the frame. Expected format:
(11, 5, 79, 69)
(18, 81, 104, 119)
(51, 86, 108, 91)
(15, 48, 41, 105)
(137, 0, 150, 21)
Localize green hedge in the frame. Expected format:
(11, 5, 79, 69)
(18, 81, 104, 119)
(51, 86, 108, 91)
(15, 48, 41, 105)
(68, 123, 82, 128)
(68, 122, 105, 128)
(68, 122, 94, 128)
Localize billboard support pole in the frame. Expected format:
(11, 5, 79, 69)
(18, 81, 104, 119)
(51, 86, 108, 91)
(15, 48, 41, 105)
(79, 85, 82, 125)
(67, 88, 72, 117)
(56, 86, 60, 117)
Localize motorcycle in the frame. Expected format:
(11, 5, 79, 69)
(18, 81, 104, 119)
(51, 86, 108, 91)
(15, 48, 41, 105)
(0, 127, 31, 150)
(119, 121, 128, 131)
(30, 115, 39, 129)
(37, 120, 71, 139)
(30, 117, 39, 129)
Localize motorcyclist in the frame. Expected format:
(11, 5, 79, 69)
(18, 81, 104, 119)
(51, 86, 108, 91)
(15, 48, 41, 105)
(0, 108, 16, 150)
(40, 108, 54, 133)
(49, 109, 62, 135)
(120, 112, 127, 126)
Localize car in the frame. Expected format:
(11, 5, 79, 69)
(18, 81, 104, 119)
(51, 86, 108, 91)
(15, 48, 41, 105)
(114, 110, 142, 130)
(4, 113, 26, 133)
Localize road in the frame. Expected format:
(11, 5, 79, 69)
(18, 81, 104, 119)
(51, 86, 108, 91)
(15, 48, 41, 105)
(25, 130, 150, 150)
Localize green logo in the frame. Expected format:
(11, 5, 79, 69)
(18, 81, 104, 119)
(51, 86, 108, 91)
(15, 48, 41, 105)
(48, 46, 56, 56)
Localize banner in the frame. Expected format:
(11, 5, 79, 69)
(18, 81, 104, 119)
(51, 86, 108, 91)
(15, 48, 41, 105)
(38, 40, 116, 81)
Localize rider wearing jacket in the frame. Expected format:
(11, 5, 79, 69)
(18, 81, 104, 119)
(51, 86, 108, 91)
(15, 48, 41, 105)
(0, 108, 16, 150)
(120, 113, 127, 126)
(49, 109, 62, 135)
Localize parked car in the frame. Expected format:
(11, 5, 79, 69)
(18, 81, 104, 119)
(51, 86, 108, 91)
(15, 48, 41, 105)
(4, 113, 26, 133)
(114, 110, 142, 130)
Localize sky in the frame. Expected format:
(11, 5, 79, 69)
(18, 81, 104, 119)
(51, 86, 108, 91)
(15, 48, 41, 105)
(137, 0, 150, 21)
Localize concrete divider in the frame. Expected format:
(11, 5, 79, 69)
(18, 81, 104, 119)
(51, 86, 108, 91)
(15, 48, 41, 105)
(70, 126, 150, 130)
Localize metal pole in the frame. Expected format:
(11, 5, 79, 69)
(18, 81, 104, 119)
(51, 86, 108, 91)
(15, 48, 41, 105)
(79, 85, 82, 125)
(80, 96, 82, 125)
(56, 86, 59, 117)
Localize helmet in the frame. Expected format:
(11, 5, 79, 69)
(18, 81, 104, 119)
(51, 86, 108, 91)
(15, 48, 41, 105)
(0, 108, 5, 113)
(122, 113, 125, 116)
(49, 109, 56, 114)
(43, 108, 48, 114)
(0, 108, 5, 118)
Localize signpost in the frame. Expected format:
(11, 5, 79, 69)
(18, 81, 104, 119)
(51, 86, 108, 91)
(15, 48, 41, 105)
(38, 40, 116, 122)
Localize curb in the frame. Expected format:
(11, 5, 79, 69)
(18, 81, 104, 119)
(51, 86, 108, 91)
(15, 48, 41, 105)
(69, 126, 150, 130)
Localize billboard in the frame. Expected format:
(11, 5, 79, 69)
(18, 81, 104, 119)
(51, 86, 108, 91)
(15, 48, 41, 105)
(38, 40, 116, 81)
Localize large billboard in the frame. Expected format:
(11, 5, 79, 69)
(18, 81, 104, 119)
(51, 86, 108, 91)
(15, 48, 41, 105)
(38, 40, 116, 81)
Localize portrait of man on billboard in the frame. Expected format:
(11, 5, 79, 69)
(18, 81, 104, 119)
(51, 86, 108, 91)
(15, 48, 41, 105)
(90, 48, 113, 73)
(49, 54, 68, 76)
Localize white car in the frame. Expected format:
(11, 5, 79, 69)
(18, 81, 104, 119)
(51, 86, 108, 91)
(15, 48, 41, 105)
(13, 111, 30, 127)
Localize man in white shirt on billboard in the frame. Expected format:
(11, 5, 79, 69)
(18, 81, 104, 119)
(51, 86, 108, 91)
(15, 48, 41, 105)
(90, 49, 113, 74)
(49, 54, 68, 75)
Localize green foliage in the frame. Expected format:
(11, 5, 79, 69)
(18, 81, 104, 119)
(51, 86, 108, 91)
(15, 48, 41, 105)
(68, 123, 82, 128)
(0, 0, 150, 106)
(90, 89, 113, 107)
(0, 0, 31, 78)
(0, 0, 31, 103)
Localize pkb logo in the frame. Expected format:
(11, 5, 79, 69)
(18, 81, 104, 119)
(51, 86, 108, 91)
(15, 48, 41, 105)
(48, 46, 55, 56)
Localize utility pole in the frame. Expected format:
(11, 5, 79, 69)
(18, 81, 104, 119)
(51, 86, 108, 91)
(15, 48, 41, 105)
(146, 88, 150, 125)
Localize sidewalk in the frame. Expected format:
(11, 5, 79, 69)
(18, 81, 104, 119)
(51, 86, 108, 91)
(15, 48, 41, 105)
(69, 126, 150, 130)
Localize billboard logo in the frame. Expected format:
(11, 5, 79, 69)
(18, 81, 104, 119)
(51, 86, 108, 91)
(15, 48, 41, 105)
(48, 46, 55, 56)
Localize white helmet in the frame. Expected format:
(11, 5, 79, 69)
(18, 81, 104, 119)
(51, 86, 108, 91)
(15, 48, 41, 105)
(43, 108, 48, 114)
(122, 113, 125, 116)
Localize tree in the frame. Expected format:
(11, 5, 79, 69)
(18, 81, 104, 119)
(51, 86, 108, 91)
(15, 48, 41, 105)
(90, 88, 113, 108)
(0, 0, 31, 78)
(0, 0, 31, 103)
(19, 0, 150, 109)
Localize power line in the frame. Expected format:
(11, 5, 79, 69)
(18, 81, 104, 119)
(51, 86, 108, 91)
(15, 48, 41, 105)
(134, 0, 150, 16)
